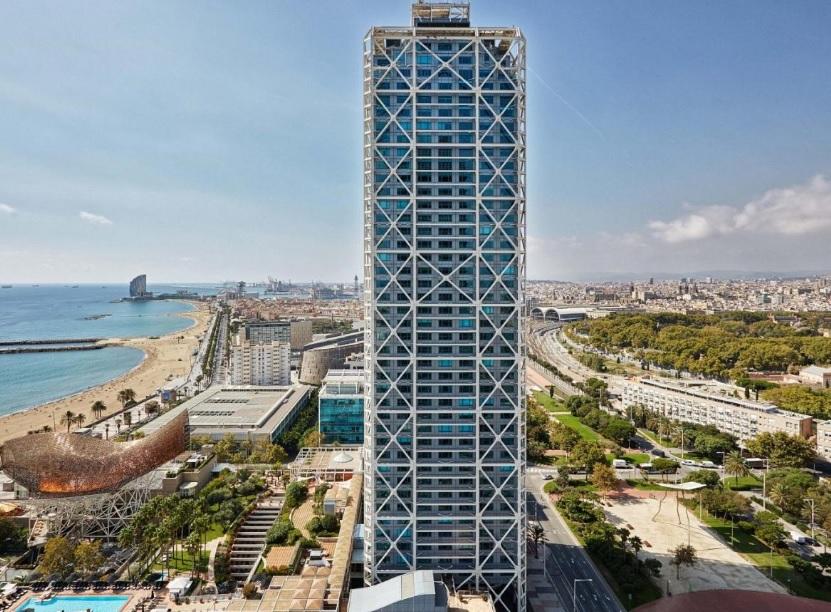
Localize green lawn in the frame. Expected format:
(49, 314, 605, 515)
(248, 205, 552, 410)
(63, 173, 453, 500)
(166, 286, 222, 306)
(152, 549, 209, 574)
(533, 391, 566, 412)
(552, 413, 601, 442)
(205, 522, 225, 541)
(722, 475, 762, 491)
(688, 502, 831, 601)
(624, 452, 650, 464)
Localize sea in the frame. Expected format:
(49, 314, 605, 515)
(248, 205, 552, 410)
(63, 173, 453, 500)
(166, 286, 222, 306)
(0, 283, 218, 416)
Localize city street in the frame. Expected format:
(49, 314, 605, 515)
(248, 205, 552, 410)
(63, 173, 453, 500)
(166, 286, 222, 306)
(182, 309, 218, 394)
(526, 471, 625, 612)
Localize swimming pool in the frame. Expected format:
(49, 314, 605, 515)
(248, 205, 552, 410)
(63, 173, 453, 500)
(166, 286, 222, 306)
(17, 595, 130, 612)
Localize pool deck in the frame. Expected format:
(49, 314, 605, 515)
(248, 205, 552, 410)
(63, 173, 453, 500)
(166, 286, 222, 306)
(11, 590, 150, 612)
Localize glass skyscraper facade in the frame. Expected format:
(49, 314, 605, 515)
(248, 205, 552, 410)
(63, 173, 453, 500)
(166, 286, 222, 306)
(363, 2, 526, 609)
(318, 370, 365, 445)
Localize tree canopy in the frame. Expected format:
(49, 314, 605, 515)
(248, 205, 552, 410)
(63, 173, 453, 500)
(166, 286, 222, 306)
(569, 312, 831, 381)
(744, 432, 815, 468)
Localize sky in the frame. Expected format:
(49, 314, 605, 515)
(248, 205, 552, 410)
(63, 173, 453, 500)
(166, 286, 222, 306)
(0, 0, 829, 283)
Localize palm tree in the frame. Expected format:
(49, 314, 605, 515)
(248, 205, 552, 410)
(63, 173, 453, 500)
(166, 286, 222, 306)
(630, 535, 643, 561)
(74, 413, 86, 428)
(769, 482, 790, 511)
(671, 544, 698, 580)
(145, 400, 160, 415)
(91, 400, 107, 420)
(529, 523, 545, 558)
(724, 451, 749, 485)
(185, 532, 202, 577)
(59, 410, 76, 433)
(117, 388, 136, 408)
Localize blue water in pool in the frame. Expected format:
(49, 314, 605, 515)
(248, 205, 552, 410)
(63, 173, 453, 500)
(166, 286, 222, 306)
(0, 284, 214, 415)
(17, 595, 129, 612)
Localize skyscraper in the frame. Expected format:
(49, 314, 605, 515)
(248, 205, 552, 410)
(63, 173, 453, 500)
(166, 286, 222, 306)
(363, 2, 526, 609)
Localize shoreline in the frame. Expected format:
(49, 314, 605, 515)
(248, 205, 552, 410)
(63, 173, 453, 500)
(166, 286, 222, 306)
(0, 302, 211, 444)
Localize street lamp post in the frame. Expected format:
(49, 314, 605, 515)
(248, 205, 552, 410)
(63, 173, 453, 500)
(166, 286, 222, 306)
(761, 458, 770, 511)
(806, 498, 816, 542)
(573, 578, 592, 612)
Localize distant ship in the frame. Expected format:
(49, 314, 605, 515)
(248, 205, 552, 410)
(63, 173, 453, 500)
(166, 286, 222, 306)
(1, 285, 11, 289)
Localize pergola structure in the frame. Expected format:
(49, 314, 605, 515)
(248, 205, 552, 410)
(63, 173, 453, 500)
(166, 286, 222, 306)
(288, 446, 363, 481)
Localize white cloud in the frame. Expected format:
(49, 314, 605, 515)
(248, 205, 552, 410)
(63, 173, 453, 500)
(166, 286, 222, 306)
(0, 203, 16, 214)
(649, 175, 831, 243)
(79, 210, 113, 226)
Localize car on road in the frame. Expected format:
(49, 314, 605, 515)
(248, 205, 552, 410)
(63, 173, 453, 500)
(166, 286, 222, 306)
(543, 474, 554, 480)
(650, 448, 666, 457)
(700, 460, 718, 469)
(681, 459, 697, 467)
(790, 531, 816, 545)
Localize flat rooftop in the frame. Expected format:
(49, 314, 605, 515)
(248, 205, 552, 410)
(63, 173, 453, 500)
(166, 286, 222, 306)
(139, 384, 312, 439)
(320, 369, 364, 395)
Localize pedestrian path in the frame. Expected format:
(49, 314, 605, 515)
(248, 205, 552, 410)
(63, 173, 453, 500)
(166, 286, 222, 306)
(527, 548, 565, 611)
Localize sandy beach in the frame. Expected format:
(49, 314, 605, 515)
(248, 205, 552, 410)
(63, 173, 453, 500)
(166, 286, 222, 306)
(0, 302, 212, 445)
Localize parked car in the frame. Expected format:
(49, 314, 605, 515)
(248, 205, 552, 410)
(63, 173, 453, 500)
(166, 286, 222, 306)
(650, 448, 666, 457)
(612, 459, 628, 468)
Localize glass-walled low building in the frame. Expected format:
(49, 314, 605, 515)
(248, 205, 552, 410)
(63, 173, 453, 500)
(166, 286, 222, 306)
(319, 369, 365, 444)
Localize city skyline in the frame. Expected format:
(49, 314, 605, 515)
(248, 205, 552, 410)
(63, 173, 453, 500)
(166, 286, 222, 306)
(0, 1, 829, 283)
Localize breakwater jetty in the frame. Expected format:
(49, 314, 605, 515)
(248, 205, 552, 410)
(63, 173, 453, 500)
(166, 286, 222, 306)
(0, 338, 106, 354)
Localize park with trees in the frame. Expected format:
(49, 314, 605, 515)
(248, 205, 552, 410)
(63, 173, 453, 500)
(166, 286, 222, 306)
(568, 312, 831, 397)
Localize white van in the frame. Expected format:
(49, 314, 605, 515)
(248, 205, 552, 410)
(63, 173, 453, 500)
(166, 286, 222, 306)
(612, 459, 628, 468)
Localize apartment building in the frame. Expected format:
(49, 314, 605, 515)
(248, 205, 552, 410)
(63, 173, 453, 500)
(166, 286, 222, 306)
(229, 340, 290, 386)
(621, 378, 812, 443)
(817, 421, 831, 461)
(243, 319, 313, 350)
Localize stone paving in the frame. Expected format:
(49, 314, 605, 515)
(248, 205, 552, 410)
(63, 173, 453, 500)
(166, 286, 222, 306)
(604, 487, 785, 596)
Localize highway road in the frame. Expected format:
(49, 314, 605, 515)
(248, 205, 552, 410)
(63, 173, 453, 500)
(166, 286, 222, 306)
(527, 472, 625, 612)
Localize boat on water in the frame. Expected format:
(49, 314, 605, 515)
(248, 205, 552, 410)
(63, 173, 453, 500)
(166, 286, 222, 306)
(1, 285, 11, 289)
